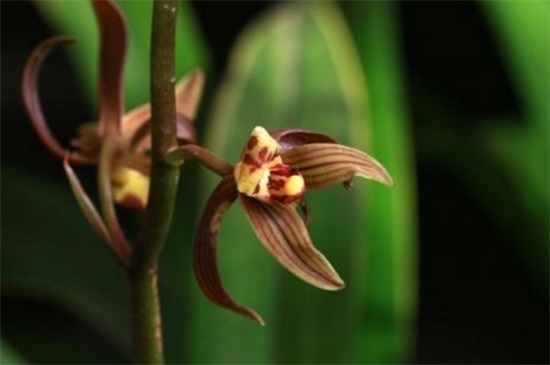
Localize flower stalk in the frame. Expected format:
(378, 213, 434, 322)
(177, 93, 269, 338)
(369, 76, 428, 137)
(130, 0, 179, 362)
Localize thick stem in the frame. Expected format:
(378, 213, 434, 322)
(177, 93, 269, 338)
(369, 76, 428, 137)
(130, 0, 179, 363)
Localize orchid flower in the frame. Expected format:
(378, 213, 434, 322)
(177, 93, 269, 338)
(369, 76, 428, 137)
(21, 0, 204, 265)
(191, 126, 393, 325)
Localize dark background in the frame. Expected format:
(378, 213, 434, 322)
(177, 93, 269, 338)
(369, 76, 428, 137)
(2, 1, 548, 364)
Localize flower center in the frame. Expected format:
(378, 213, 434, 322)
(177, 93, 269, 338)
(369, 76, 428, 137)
(234, 126, 305, 204)
(111, 166, 150, 210)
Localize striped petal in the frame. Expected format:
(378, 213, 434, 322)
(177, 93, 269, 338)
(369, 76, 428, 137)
(281, 143, 393, 189)
(193, 176, 265, 325)
(240, 195, 345, 291)
(270, 128, 339, 153)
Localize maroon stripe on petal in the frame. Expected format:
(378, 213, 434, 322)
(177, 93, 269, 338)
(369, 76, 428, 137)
(282, 143, 393, 187)
(301, 168, 357, 189)
(240, 196, 345, 290)
(193, 176, 265, 325)
(242, 198, 310, 277)
(92, 0, 127, 136)
(282, 143, 356, 163)
(270, 128, 339, 153)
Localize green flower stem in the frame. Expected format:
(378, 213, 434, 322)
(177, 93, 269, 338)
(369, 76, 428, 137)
(129, 0, 179, 363)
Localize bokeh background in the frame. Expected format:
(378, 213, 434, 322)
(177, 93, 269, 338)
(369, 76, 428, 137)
(2, 1, 548, 364)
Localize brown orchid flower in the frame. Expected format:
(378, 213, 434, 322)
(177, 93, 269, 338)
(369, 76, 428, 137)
(190, 126, 393, 325)
(21, 0, 204, 265)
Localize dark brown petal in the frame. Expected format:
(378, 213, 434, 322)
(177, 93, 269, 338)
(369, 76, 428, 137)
(64, 155, 132, 266)
(92, 0, 127, 136)
(21, 36, 92, 164)
(193, 176, 265, 325)
(240, 195, 345, 291)
(281, 143, 393, 188)
(269, 128, 340, 153)
(64, 155, 112, 244)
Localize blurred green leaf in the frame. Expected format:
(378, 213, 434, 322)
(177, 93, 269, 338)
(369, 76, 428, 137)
(34, 0, 209, 111)
(1, 168, 129, 362)
(342, 2, 417, 363)
(410, 2, 549, 296)
(1, 339, 26, 364)
(482, 0, 549, 220)
(482, 1, 549, 127)
(481, 1, 549, 291)
(190, 2, 415, 363)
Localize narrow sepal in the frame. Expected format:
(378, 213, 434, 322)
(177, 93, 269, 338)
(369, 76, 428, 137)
(193, 176, 265, 325)
(240, 195, 345, 291)
(97, 137, 132, 265)
(64, 156, 131, 266)
(270, 128, 339, 153)
(22, 36, 91, 164)
(92, 0, 127, 136)
(281, 143, 393, 188)
(176, 69, 205, 120)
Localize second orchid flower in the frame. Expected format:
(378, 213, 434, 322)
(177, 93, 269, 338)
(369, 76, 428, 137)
(191, 126, 393, 325)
